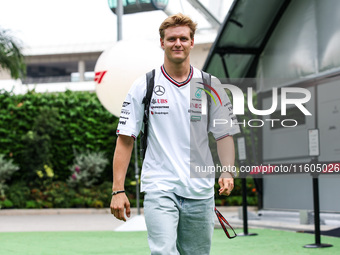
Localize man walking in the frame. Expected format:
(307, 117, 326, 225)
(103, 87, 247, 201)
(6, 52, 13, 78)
(110, 13, 239, 255)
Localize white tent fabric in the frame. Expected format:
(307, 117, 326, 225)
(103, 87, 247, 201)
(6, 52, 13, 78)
(257, 0, 340, 91)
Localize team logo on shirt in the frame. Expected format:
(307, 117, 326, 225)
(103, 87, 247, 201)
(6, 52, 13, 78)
(224, 102, 233, 111)
(154, 85, 165, 96)
(121, 109, 130, 115)
(195, 89, 202, 99)
(191, 103, 201, 109)
(122, 101, 130, 107)
(151, 98, 168, 104)
(191, 115, 201, 122)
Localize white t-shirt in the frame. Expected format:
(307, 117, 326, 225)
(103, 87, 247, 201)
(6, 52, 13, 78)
(117, 65, 240, 199)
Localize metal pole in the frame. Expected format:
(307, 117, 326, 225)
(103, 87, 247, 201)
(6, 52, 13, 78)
(117, 0, 142, 214)
(303, 173, 331, 248)
(304, 86, 332, 249)
(238, 170, 257, 237)
(242, 177, 248, 235)
(117, 0, 123, 41)
(313, 175, 321, 245)
(134, 139, 140, 215)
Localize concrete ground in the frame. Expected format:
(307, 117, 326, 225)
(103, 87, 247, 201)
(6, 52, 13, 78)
(0, 206, 339, 233)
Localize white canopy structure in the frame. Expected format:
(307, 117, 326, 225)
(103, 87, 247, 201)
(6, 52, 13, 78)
(204, 0, 340, 212)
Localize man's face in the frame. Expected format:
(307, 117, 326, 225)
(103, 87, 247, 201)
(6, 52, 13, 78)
(160, 25, 194, 64)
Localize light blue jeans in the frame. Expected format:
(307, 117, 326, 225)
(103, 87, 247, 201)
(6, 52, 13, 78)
(143, 191, 215, 255)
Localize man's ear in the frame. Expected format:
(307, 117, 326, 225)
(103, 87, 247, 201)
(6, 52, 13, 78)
(160, 38, 165, 49)
(191, 37, 195, 49)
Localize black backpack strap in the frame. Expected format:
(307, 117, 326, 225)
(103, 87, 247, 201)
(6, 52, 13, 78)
(201, 71, 211, 98)
(140, 69, 155, 160)
(201, 71, 211, 130)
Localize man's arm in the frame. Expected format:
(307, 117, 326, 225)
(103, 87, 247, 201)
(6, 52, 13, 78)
(110, 135, 134, 221)
(216, 136, 236, 196)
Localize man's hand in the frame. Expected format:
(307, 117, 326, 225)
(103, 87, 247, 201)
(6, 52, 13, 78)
(110, 135, 134, 222)
(110, 193, 131, 222)
(216, 136, 236, 196)
(218, 172, 234, 196)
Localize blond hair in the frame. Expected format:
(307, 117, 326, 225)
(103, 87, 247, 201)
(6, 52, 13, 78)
(159, 13, 197, 39)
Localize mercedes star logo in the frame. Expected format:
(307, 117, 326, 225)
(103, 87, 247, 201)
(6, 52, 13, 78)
(154, 85, 166, 96)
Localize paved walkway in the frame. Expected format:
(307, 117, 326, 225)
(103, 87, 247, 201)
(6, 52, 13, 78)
(0, 207, 339, 233)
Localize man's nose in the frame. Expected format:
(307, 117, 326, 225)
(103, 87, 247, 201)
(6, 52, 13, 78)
(175, 38, 181, 46)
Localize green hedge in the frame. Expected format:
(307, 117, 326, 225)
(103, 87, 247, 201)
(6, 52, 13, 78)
(0, 89, 121, 182)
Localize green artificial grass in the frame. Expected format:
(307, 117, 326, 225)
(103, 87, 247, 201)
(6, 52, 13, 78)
(212, 229, 337, 255)
(0, 228, 338, 255)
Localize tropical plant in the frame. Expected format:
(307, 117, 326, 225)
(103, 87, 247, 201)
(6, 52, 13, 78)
(0, 154, 19, 198)
(67, 151, 109, 188)
(0, 27, 26, 79)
